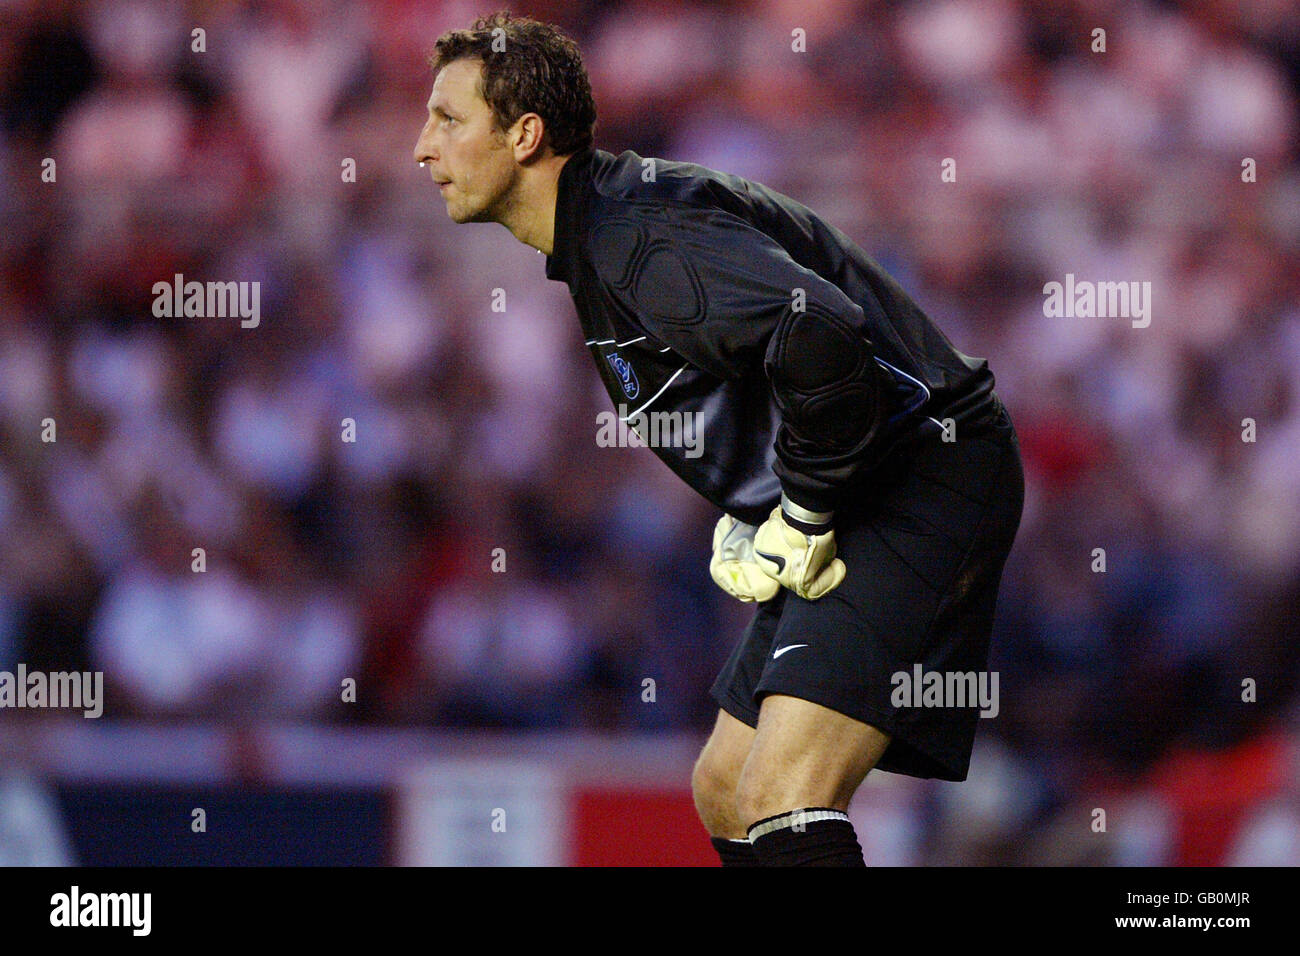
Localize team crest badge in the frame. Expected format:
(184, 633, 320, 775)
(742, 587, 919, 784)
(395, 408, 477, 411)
(606, 351, 639, 399)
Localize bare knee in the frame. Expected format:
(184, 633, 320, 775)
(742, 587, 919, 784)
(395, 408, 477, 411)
(734, 694, 890, 829)
(691, 754, 744, 838)
(734, 757, 848, 829)
(691, 710, 756, 839)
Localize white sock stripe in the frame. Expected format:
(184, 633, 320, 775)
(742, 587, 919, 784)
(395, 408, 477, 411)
(747, 808, 849, 841)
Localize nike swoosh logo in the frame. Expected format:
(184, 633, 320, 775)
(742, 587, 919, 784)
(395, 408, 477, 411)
(755, 550, 785, 573)
(772, 644, 809, 659)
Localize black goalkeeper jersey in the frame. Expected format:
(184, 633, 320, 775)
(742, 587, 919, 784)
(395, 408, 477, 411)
(544, 145, 996, 527)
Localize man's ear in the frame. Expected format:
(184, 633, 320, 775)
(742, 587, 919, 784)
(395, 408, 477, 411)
(512, 112, 548, 163)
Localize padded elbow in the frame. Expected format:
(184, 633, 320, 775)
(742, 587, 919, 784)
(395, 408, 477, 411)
(766, 306, 882, 448)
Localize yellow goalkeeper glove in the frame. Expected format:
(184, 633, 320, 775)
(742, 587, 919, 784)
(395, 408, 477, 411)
(752, 495, 846, 600)
(710, 514, 781, 603)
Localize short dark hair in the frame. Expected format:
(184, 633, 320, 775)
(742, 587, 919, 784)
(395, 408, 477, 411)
(429, 10, 597, 157)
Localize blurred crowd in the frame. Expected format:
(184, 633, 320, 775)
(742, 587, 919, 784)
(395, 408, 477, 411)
(1, 0, 1298, 864)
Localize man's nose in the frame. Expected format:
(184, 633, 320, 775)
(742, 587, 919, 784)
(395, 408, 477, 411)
(413, 127, 436, 165)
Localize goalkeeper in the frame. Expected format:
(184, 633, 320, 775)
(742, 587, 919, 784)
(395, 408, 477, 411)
(416, 12, 1025, 867)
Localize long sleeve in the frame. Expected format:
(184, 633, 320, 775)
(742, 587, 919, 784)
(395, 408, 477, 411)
(589, 202, 892, 515)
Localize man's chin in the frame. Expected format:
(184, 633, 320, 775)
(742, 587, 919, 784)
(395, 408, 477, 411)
(451, 207, 494, 225)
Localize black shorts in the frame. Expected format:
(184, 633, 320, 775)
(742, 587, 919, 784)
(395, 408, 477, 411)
(709, 394, 1025, 781)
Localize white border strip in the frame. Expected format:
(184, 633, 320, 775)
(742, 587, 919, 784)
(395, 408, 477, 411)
(619, 364, 689, 421)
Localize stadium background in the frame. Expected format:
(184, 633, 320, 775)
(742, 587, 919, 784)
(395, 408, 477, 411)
(1, 0, 1298, 865)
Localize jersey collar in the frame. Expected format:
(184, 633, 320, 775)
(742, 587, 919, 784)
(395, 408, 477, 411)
(545, 145, 596, 284)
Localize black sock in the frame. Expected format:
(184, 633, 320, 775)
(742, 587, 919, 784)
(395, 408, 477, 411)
(747, 807, 866, 866)
(710, 835, 761, 867)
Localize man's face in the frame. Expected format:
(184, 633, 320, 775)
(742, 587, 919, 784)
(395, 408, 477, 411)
(414, 58, 516, 223)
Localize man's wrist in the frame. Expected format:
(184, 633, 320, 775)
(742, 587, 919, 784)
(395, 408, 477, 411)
(780, 492, 834, 533)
